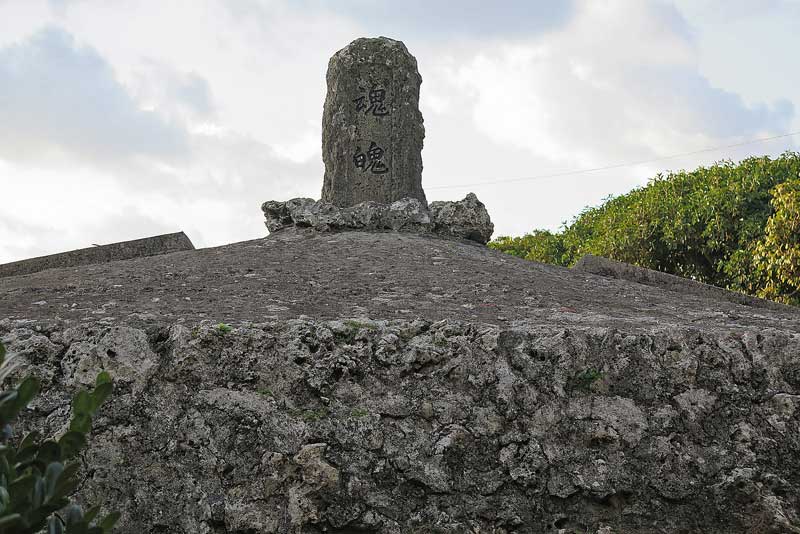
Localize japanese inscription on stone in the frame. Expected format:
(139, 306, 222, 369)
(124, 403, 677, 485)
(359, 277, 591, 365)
(354, 141, 389, 174)
(353, 85, 389, 116)
(352, 83, 391, 175)
(321, 37, 427, 207)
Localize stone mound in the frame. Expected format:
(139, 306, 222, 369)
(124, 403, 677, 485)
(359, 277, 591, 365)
(2, 231, 800, 534)
(262, 193, 494, 244)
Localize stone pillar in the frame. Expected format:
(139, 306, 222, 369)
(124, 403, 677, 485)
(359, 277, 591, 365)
(321, 37, 427, 207)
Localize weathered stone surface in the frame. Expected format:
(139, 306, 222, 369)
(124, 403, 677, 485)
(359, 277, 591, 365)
(262, 193, 491, 243)
(0, 232, 194, 279)
(573, 254, 791, 312)
(430, 192, 494, 244)
(383, 197, 430, 230)
(341, 201, 387, 229)
(4, 316, 800, 533)
(321, 37, 426, 207)
(261, 200, 296, 233)
(3, 227, 800, 533)
(3, 230, 800, 330)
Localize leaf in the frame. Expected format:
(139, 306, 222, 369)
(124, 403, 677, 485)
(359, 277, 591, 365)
(69, 413, 91, 434)
(0, 489, 8, 516)
(95, 372, 112, 386)
(0, 390, 20, 422)
(9, 472, 36, 500)
(44, 461, 64, 498)
(65, 521, 90, 534)
(51, 462, 81, 500)
(18, 430, 41, 451)
(0, 513, 22, 527)
(16, 439, 40, 466)
(59, 432, 87, 460)
(83, 504, 101, 524)
(16, 376, 40, 407)
(36, 440, 62, 465)
(72, 391, 92, 416)
(32, 476, 46, 508)
(65, 503, 83, 525)
(0, 357, 22, 385)
(90, 383, 113, 412)
(99, 512, 121, 532)
(48, 515, 65, 534)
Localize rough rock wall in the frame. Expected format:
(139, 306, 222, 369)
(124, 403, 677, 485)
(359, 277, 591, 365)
(3, 317, 799, 534)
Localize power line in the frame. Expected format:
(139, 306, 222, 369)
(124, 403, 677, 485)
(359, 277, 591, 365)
(426, 130, 800, 191)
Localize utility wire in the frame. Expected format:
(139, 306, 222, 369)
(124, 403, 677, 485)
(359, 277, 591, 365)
(426, 130, 800, 191)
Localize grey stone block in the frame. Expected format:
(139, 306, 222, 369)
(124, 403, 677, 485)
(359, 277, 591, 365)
(0, 232, 195, 279)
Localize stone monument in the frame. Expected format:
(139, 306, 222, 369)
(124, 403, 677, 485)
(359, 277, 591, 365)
(263, 36, 494, 244)
(321, 36, 427, 207)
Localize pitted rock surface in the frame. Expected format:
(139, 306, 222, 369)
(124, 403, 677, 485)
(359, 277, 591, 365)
(262, 193, 493, 244)
(1, 230, 799, 331)
(2, 230, 800, 533)
(2, 317, 800, 533)
(429, 193, 494, 244)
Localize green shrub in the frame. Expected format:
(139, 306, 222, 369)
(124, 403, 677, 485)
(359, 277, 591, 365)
(752, 179, 800, 305)
(0, 340, 118, 533)
(490, 152, 800, 304)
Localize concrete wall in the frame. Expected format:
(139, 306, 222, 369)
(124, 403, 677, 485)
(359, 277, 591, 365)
(0, 232, 195, 279)
(572, 253, 792, 312)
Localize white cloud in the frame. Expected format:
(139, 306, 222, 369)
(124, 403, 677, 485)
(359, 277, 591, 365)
(440, 0, 793, 169)
(0, 27, 189, 165)
(0, 0, 797, 263)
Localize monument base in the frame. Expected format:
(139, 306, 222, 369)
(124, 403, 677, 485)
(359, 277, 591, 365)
(262, 193, 494, 244)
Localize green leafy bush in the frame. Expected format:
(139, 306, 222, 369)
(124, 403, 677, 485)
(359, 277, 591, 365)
(490, 152, 800, 305)
(752, 179, 800, 305)
(0, 340, 119, 533)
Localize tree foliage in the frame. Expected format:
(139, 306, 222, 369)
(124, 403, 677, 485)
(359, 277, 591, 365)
(0, 340, 118, 533)
(752, 178, 800, 304)
(489, 152, 800, 305)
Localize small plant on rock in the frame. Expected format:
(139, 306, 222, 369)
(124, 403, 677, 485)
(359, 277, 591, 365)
(214, 323, 233, 336)
(0, 340, 119, 533)
(572, 368, 604, 392)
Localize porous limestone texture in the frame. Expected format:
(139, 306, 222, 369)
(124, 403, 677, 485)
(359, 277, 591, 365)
(262, 193, 493, 244)
(429, 193, 495, 244)
(2, 231, 800, 533)
(3, 316, 800, 534)
(321, 37, 426, 207)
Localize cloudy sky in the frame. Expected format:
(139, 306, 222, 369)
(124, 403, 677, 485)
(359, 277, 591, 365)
(0, 0, 798, 263)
